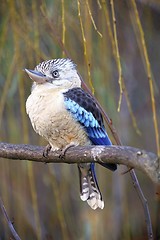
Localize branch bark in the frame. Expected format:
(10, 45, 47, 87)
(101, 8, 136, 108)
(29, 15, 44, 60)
(0, 142, 159, 184)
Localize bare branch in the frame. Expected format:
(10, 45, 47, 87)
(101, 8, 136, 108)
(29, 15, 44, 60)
(0, 197, 21, 240)
(0, 142, 159, 184)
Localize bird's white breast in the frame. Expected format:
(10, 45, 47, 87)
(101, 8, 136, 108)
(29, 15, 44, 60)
(26, 87, 90, 150)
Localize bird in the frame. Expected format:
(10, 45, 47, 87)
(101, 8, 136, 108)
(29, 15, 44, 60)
(25, 58, 117, 210)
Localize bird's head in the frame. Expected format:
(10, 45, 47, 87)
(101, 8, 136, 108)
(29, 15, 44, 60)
(25, 58, 81, 91)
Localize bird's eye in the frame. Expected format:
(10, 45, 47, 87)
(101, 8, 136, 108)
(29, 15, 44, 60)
(52, 70, 59, 78)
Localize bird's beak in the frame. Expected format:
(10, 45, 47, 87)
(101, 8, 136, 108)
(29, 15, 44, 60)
(24, 69, 51, 84)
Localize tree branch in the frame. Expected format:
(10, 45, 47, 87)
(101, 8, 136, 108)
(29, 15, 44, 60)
(0, 142, 159, 184)
(0, 197, 21, 240)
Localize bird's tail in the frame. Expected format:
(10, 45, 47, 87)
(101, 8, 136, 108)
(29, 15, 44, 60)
(78, 163, 104, 210)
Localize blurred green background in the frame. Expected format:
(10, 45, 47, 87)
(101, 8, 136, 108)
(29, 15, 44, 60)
(0, 0, 160, 239)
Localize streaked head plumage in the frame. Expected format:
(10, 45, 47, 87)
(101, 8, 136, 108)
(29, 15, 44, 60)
(25, 58, 81, 90)
(35, 58, 77, 76)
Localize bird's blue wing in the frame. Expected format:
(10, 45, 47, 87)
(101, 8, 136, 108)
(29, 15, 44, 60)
(63, 97, 111, 145)
(63, 88, 117, 171)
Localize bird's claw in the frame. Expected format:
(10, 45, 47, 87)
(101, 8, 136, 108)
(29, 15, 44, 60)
(43, 144, 52, 158)
(59, 143, 76, 159)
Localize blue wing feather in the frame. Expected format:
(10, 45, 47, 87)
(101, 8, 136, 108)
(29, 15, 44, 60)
(64, 98, 112, 145)
(64, 91, 117, 171)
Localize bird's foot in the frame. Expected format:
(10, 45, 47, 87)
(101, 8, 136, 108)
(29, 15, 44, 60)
(59, 143, 77, 159)
(43, 144, 52, 158)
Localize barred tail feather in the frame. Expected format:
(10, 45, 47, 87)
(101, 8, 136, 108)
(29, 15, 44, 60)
(78, 163, 104, 210)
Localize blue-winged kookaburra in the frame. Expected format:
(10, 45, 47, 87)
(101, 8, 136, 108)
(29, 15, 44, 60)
(25, 58, 117, 210)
